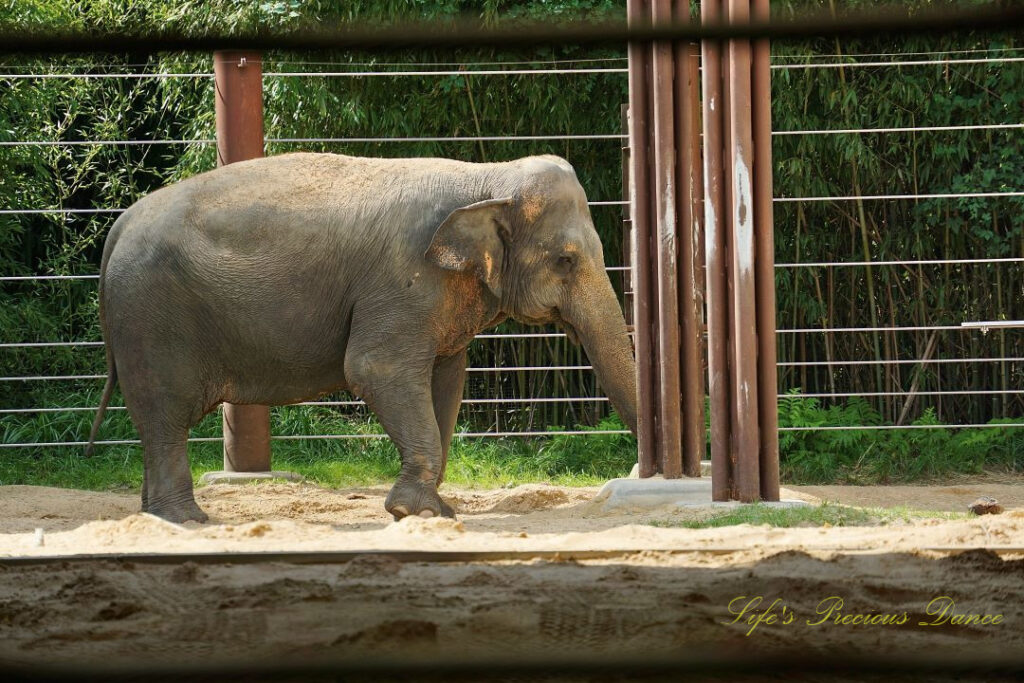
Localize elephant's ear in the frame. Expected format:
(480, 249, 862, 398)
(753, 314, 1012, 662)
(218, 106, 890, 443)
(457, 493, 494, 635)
(425, 197, 513, 298)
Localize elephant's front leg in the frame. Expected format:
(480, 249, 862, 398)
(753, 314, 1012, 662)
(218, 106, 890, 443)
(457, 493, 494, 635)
(432, 350, 467, 486)
(348, 355, 456, 520)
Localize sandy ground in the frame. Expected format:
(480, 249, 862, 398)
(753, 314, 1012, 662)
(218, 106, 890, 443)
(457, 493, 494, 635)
(1, 480, 1023, 679)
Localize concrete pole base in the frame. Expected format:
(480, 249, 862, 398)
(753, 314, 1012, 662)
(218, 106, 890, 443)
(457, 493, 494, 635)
(595, 475, 810, 511)
(628, 461, 712, 478)
(198, 470, 305, 486)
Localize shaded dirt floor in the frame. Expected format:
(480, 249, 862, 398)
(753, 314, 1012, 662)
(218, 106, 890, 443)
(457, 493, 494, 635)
(1, 479, 1023, 681)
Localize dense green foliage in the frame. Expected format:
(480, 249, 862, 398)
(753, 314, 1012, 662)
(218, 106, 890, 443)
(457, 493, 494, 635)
(0, 0, 1021, 488)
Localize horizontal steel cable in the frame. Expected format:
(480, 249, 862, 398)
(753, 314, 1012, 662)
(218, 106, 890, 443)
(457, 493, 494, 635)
(466, 365, 592, 372)
(2, 55, 1020, 80)
(778, 325, 986, 333)
(1, 260, 1016, 283)
(776, 257, 1024, 267)
(772, 47, 1024, 59)
(10, 48, 1014, 69)
(0, 430, 632, 448)
(773, 122, 1024, 136)
(8, 388, 1024, 416)
(0, 201, 624, 214)
(4, 192, 1017, 215)
(0, 365, 604, 380)
(771, 56, 1024, 69)
(779, 423, 1024, 432)
(0, 323, 1007, 354)
(7, 423, 1024, 448)
(0, 396, 611, 415)
(779, 357, 1024, 366)
(774, 191, 1024, 202)
(780, 389, 1022, 397)
(271, 56, 631, 66)
(3, 122, 1021, 146)
(264, 67, 628, 77)
(0, 134, 626, 146)
(2, 323, 1010, 356)
(273, 48, 1024, 65)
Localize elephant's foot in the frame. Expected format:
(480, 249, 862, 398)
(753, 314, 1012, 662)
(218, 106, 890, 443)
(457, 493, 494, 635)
(145, 497, 209, 524)
(385, 479, 456, 521)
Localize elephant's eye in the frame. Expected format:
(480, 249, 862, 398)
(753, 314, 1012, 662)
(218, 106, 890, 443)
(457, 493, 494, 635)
(555, 254, 575, 276)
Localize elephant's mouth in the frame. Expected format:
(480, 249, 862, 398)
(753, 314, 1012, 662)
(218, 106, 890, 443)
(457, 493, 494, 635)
(513, 311, 579, 345)
(556, 315, 580, 345)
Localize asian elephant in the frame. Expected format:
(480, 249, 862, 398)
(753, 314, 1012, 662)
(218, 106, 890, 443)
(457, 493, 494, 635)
(86, 153, 638, 523)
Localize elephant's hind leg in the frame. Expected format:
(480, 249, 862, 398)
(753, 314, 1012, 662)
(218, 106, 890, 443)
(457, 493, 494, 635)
(138, 425, 208, 523)
(120, 375, 210, 523)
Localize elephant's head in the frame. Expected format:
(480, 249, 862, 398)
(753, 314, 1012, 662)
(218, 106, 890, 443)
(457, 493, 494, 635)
(426, 155, 638, 435)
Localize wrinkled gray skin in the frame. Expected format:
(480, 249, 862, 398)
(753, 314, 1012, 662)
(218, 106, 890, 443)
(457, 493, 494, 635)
(87, 153, 638, 523)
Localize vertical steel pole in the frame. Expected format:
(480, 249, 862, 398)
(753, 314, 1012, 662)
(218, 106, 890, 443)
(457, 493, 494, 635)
(651, 0, 683, 478)
(621, 103, 634, 328)
(627, 0, 658, 477)
(687, 40, 707, 477)
(687, 41, 706, 304)
(701, 0, 732, 501)
(726, 0, 761, 502)
(674, 0, 706, 478)
(722, 0, 739, 500)
(752, 0, 780, 501)
(214, 51, 271, 474)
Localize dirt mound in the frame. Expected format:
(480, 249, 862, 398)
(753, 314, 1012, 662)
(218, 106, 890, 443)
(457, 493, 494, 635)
(2, 480, 1023, 558)
(446, 484, 592, 514)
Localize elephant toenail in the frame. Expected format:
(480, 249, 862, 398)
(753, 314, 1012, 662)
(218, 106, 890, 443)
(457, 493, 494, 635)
(392, 505, 409, 518)
(419, 509, 435, 518)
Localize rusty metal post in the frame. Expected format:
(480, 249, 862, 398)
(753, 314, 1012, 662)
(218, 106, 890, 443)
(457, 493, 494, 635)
(701, 0, 732, 501)
(214, 51, 271, 474)
(752, 0, 780, 501)
(674, 2, 706, 478)
(725, 0, 761, 502)
(687, 40, 707, 476)
(651, 0, 683, 478)
(626, 0, 658, 477)
(721, 0, 739, 500)
(621, 103, 634, 328)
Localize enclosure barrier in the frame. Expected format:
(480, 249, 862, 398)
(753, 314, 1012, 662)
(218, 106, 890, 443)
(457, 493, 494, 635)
(626, 0, 706, 482)
(704, 0, 779, 501)
(626, 0, 779, 500)
(1, 12, 1021, 459)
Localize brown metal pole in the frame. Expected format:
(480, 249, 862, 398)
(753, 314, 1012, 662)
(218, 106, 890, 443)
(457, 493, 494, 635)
(688, 41, 705, 303)
(722, 0, 738, 500)
(627, 0, 658, 478)
(701, 0, 731, 501)
(214, 50, 271, 474)
(687, 40, 707, 474)
(621, 103, 634, 328)
(725, 0, 761, 502)
(752, 0, 780, 501)
(651, 0, 683, 479)
(674, 0, 705, 479)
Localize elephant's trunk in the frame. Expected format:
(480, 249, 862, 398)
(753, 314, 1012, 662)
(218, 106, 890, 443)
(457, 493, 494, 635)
(563, 272, 638, 436)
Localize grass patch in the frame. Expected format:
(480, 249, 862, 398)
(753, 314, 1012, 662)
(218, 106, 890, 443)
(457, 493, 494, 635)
(0, 405, 634, 491)
(2, 387, 1020, 492)
(649, 502, 969, 529)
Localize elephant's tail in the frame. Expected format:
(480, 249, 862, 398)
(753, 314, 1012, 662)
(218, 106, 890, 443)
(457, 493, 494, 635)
(85, 208, 127, 457)
(85, 363, 117, 457)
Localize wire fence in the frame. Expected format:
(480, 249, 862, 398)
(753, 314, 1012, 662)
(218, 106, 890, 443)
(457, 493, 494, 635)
(2, 47, 1022, 453)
